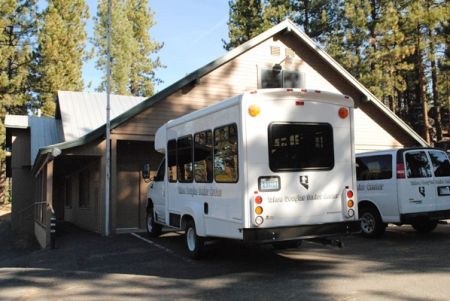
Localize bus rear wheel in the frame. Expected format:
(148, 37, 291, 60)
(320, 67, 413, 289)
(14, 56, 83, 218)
(185, 220, 205, 259)
(412, 220, 438, 233)
(359, 206, 386, 238)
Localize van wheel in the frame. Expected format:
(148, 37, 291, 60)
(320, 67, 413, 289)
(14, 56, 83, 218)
(146, 209, 162, 237)
(412, 220, 438, 233)
(185, 220, 204, 259)
(272, 240, 302, 250)
(359, 206, 386, 238)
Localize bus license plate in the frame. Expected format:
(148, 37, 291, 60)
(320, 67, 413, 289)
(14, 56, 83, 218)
(259, 176, 280, 192)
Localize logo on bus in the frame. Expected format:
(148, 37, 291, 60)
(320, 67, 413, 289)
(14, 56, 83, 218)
(299, 176, 309, 190)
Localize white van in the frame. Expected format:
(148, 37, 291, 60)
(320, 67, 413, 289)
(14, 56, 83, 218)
(356, 148, 450, 237)
(143, 89, 360, 258)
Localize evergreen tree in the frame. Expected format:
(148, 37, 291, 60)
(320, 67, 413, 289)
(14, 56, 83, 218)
(94, 0, 162, 96)
(127, 0, 163, 96)
(223, 0, 264, 50)
(291, 0, 334, 43)
(261, 0, 292, 31)
(0, 0, 37, 203)
(34, 0, 89, 116)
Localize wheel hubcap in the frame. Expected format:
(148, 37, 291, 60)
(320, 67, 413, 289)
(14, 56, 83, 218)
(187, 227, 196, 251)
(361, 213, 375, 233)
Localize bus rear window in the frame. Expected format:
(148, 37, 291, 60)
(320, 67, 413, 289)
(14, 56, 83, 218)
(268, 122, 334, 171)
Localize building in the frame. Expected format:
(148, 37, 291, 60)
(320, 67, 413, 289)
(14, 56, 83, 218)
(6, 20, 427, 248)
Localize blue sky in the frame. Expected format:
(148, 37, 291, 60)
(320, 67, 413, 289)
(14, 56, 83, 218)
(83, 0, 230, 93)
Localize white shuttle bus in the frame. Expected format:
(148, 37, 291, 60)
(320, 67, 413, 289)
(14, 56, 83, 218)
(143, 89, 360, 258)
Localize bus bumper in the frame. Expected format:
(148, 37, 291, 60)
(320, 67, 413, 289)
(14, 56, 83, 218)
(242, 220, 361, 243)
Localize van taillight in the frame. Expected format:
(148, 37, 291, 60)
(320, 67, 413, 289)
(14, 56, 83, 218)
(396, 163, 405, 179)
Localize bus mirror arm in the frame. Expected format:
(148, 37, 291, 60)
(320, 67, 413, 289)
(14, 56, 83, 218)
(142, 163, 151, 180)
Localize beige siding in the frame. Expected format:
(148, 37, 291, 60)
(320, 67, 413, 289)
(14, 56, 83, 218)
(354, 108, 403, 152)
(114, 35, 403, 152)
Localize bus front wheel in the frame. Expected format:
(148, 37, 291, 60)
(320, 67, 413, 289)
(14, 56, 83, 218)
(146, 209, 162, 237)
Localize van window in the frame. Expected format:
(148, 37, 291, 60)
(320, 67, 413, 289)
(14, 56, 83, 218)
(268, 122, 334, 171)
(405, 151, 432, 178)
(177, 135, 193, 183)
(167, 139, 177, 182)
(429, 150, 450, 177)
(154, 159, 165, 182)
(356, 155, 392, 180)
(214, 124, 238, 183)
(194, 130, 213, 183)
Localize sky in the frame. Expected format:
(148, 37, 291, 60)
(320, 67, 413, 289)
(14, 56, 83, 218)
(83, 0, 230, 93)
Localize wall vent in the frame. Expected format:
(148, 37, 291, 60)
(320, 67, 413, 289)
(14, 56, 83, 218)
(285, 47, 295, 58)
(270, 46, 281, 56)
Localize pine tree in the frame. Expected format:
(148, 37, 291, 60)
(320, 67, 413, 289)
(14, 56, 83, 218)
(223, 0, 264, 50)
(127, 0, 163, 96)
(94, 0, 162, 96)
(261, 0, 292, 31)
(291, 0, 334, 43)
(34, 0, 89, 116)
(0, 0, 37, 203)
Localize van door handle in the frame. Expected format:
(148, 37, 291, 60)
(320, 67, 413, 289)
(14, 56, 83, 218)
(204, 203, 209, 215)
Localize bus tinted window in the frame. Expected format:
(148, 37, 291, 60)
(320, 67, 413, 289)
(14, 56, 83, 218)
(177, 135, 193, 183)
(167, 140, 177, 182)
(356, 155, 392, 180)
(268, 122, 334, 171)
(405, 151, 432, 178)
(214, 124, 238, 183)
(429, 150, 450, 177)
(194, 131, 213, 183)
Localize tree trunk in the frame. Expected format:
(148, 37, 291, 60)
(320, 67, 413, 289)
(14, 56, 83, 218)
(428, 28, 442, 141)
(416, 27, 431, 144)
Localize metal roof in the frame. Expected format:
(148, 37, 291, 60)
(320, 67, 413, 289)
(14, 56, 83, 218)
(29, 116, 64, 164)
(4, 115, 29, 129)
(57, 91, 146, 141)
(34, 19, 427, 172)
(5, 115, 64, 164)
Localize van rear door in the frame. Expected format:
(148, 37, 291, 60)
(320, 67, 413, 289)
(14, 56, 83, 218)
(428, 150, 450, 212)
(399, 150, 436, 214)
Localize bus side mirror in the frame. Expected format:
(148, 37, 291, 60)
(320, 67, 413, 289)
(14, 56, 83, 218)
(142, 163, 150, 180)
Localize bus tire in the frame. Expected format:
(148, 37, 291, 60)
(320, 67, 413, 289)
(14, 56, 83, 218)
(412, 220, 438, 233)
(272, 240, 302, 250)
(146, 209, 162, 237)
(185, 220, 204, 259)
(359, 206, 386, 238)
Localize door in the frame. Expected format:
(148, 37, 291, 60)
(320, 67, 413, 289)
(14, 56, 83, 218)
(399, 150, 435, 214)
(428, 150, 450, 211)
(117, 170, 141, 229)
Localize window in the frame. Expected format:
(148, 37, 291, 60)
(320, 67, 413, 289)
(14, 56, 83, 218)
(154, 159, 165, 182)
(268, 122, 334, 172)
(259, 68, 303, 89)
(64, 177, 72, 207)
(405, 151, 432, 178)
(356, 155, 392, 180)
(194, 130, 213, 183)
(214, 124, 238, 183)
(429, 150, 450, 177)
(177, 135, 193, 183)
(168, 139, 177, 182)
(79, 169, 90, 208)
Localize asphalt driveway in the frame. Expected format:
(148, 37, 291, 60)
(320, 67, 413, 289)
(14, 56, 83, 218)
(1, 221, 450, 301)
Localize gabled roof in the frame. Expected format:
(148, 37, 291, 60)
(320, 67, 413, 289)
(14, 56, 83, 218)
(5, 115, 64, 164)
(35, 19, 427, 165)
(57, 91, 146, 141)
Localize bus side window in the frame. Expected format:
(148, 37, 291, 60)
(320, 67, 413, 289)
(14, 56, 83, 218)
(177, 135, 193, 183)
(214, 124, 238, 183)
(194, 130, 213, 183)
(167, 139, 177, 182)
